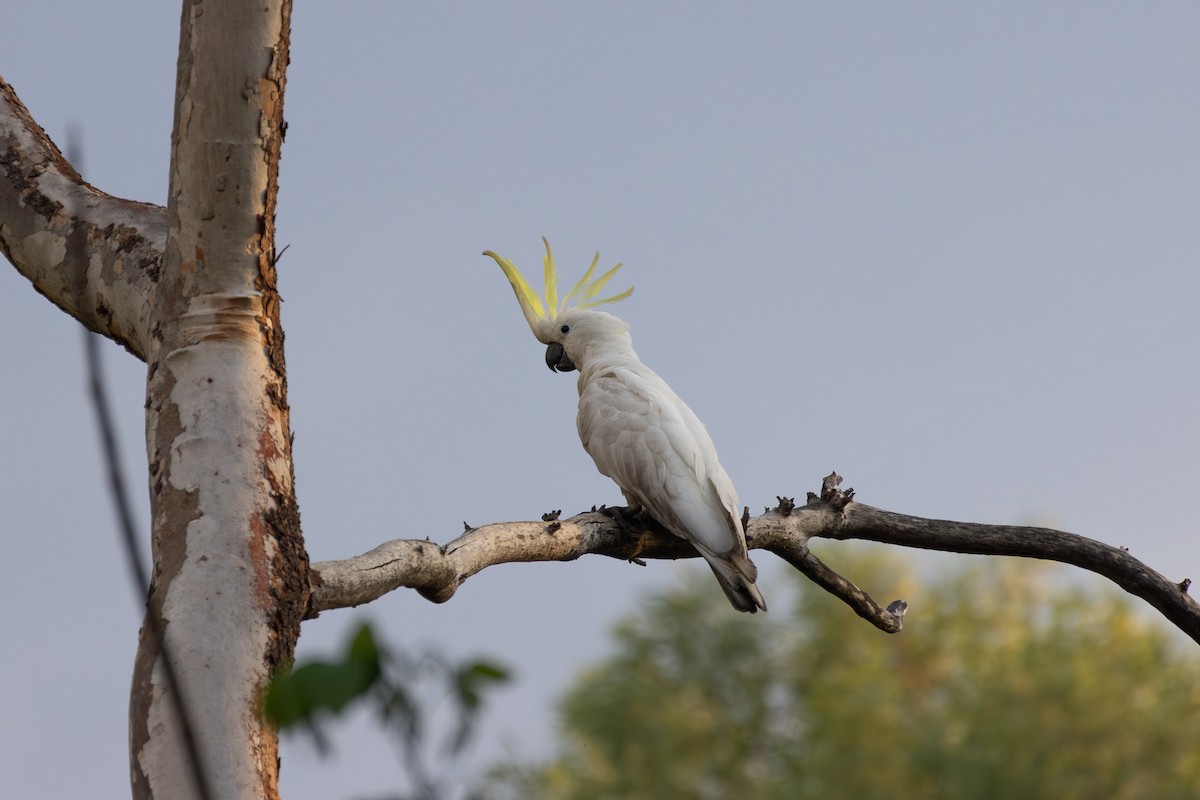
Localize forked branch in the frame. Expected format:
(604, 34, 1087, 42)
(309, 473, 1200, 645)
(0, 75, 164, 359)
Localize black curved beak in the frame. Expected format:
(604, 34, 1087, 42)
(545, 342, 576, 373)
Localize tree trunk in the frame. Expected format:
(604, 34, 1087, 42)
(128, 2, 307, 798)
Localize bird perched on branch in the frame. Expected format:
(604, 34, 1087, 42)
(484, 239, 766, 612)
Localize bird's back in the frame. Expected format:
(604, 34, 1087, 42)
(577, 361, 745, 560)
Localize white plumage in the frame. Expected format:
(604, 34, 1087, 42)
(564, 309, 766, 612)
(484, 241, 766, 612)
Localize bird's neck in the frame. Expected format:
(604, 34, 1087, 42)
(575, 336, 642, 375)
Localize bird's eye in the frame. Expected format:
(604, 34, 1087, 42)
(560, 325, 570, 334)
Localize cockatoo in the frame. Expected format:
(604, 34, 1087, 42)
(484, 239, 767, 613)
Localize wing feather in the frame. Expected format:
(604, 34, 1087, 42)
(577, 366, 743, 557)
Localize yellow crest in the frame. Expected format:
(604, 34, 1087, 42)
(484, 238, 634, 341)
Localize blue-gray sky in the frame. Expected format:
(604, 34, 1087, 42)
(2, 3, 1198, 798)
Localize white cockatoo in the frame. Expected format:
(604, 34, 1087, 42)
(484, 239, 767, 613)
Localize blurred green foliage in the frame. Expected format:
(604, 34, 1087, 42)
(264, 621, 509, 799)
(494, 549, 1200, 800)
(264, 623, 384, 738)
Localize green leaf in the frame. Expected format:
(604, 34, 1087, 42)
(264, 622, 383, 730)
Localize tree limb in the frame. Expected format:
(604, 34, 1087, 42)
(307, 504, 904, 630)
(0, 75, 164, 359)
(309, 474, 1200, 646)
(826, 503, 1200, 641)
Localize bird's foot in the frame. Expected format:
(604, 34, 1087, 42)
(594, 505, 649, 566)
(594, 503, 633, 528)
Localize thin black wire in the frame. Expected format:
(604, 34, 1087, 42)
(72, 129, 214, 800)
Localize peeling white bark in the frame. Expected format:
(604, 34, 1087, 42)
(138, 339, 290, 800)
(0, 78, 164, 359)
(129, 2, 302, 799)
(4, 43, 304, 796)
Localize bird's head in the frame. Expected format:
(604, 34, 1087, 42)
(484, 238, 633, 373)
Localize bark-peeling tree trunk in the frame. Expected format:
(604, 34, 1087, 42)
(128, 2, 307, 798)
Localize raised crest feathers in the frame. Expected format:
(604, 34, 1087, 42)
(484, 238, 633, 340)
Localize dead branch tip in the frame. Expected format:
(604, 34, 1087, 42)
(820, 471, 855, 510)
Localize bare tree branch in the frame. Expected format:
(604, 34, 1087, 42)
(309, 475, 1200, 646)
(306, 503, 904, 630)
(825, 503, 1200, 641)
(0, 75, 164, 359)
(773, 544, 909, 633)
